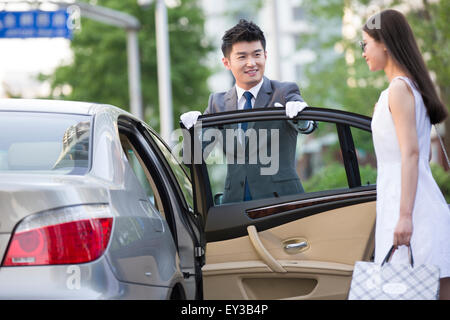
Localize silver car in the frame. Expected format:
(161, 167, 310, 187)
(0, 99, 203, 299)
(1, 98, 380, 300)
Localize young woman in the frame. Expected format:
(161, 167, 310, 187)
(361, 9, 450, 299)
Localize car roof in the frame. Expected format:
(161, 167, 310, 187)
(0, 98, 118, 115)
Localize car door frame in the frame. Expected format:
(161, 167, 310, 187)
(182, 107, 376, 242)
(117, 115, 205, 299)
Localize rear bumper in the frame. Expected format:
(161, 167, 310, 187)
(0, 256, 169, 299)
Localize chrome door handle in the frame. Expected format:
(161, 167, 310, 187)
(284, 241, 307, 250)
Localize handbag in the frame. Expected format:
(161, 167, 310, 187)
(348, 245, 440, 300)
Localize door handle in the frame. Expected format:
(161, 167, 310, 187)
(283, 238, 309, 254)
(247, 225, 286, 273)
(285, 241, 308, 250)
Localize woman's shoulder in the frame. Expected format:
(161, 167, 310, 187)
(389, 76, 414, 94)
(388, 77, 416, 113)
(388, 77, 414, 100)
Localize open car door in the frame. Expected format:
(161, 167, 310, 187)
(181, 107, 377, 300)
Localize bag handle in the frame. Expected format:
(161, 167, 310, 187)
(381, 245, 414, 268)
(435, 125, 450, 168)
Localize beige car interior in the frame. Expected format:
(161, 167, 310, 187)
(202, 201, 375, 300)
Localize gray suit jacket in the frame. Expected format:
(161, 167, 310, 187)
(203, 77, 305, 203)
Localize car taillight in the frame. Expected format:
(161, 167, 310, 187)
(2, 204, 113, 267)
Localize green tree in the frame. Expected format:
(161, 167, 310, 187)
(299, 0, 450, 161)
(296, 0, 384, 160)
(299, 0, 388, 115)
(431, 163, 450, 202)
(297, 0, 449, 197)
(39, 0, 213, 131)
(405, 0, 450, 164)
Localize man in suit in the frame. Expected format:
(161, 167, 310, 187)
(181, 19, 313, 203)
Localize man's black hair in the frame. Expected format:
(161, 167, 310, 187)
(221, 19, 266, 57)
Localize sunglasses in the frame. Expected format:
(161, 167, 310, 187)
(359, 41, 367, 53)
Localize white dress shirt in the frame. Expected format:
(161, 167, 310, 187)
(235, 78, 264, 111)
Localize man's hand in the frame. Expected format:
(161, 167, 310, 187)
(276, 101, 315, 134)
(180, 111, 202, 129)
(285, 101, 308, 118)
(275, 101, 309, 118)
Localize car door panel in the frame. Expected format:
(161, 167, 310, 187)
(205, 187, 376, 242)
(203, 262, 353, 300)
(203, 200, 375, 300)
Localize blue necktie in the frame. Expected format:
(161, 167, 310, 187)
(242, 91, 252, 201)
(241, 91, 253, 131)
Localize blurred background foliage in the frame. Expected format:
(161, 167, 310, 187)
(39, 0, 213, 131)
(302, 162, 377, 192)
(431, 163, 450, 202)
(301, 0, 449, 118)
(37, 0, 449, 199)
(298, 0, 449, 198)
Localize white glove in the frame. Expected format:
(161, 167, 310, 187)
(180, 111, 202, 129)
(285, 100, 308, 118)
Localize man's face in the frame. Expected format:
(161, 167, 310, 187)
(222, 40, 267, 90)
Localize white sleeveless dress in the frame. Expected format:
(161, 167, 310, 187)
(371, 76, 450, 278)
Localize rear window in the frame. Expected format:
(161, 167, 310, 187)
(0, 111, 92, 175)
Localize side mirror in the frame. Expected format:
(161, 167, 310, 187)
(214, 193, 223, 205)
(296, 120, 317, 134)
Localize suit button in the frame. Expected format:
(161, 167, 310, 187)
(240, 181, 244, 186)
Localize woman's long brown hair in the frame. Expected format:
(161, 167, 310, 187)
(363, 9, 447, 124)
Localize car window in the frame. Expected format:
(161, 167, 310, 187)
(119, 134, 166, 217)
(189, 118, 373, 205)
(351, 127, 377, 186)
(146, 128, 194, 210)
(0, 111, 91, 175)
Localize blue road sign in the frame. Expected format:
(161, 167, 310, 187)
(0, 10, 73, 39)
